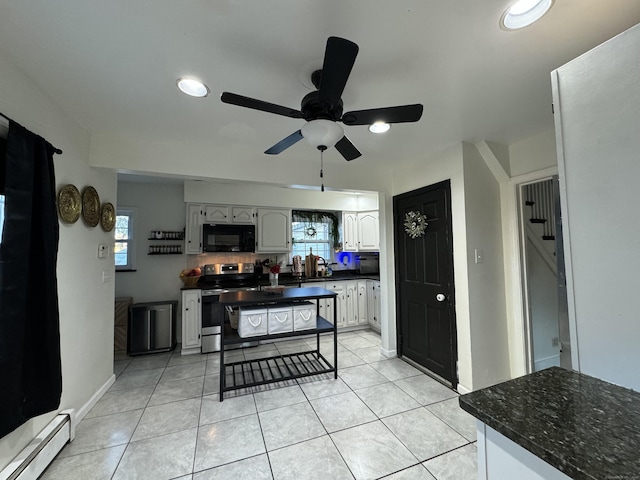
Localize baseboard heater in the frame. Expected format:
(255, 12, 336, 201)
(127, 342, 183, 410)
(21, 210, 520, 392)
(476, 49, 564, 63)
(0, 410, 75, 480)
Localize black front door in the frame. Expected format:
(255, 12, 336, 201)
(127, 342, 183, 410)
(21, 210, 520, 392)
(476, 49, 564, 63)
(394, 180, 457, 387)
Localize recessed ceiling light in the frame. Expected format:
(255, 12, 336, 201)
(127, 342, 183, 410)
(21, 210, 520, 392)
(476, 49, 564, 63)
(176, 77, 210, 98)
(369, 122, 391, 134)
(501, 0, 553, 30)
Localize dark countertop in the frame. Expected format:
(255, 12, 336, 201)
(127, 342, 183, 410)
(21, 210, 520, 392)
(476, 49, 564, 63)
(259, 271, 380, 287)
(179, 271, 381, 290)
(459, 367, 640, 480)
(218, 286, 337, 306)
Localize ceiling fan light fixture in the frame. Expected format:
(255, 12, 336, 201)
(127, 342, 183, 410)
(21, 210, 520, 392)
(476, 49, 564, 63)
(176, 77, 210, 97)
(301, 119, 344, 149)
(500, 0, 553, 30)
(369, 122, 391, 134)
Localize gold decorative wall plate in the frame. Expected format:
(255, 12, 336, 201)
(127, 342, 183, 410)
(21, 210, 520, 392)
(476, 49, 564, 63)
(81, 186, 100, 227)
(57, 184, 81, 223)
(101, 202, 115, 232)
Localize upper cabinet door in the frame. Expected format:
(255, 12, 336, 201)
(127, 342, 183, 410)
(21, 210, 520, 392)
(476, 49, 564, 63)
(185, 204, 203, 254)
(342, 212, 358, 251)
(357, 211, 379, 251)
(231, 207, 255, 224)
(256, 208, 291, 252)
(204, 205, 229, 223)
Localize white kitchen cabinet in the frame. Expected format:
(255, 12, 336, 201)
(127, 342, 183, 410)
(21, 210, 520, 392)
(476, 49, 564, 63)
(344, 281, 358, 327)
(256, 208, 291, 253)
(357, 280, 369, 325)
(317, 298, 334, 325)
(204, 205, 229, 223)
(303, 281, 345, 328)
(302, 279, 374, 330)
(302, 283, 333, 325)
(181, 289, 201, 355)
(342, 210, 379, 252)
(357, 211, 379, 251)
(185, 204, 203, 254)
(331, 282, 346, 328)
(367, 280, 381, 332)
(342, 212, 358, 251)
(231, 206, 255, 224)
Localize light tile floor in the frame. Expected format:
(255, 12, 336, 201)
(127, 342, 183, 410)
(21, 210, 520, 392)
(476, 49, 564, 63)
(41, 329, 478, 480)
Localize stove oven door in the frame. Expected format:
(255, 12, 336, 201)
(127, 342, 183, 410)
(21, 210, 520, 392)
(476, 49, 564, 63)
(201, 290, 226, 353)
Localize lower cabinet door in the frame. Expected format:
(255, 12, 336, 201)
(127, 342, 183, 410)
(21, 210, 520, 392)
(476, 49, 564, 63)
(181, 290, 201, 352)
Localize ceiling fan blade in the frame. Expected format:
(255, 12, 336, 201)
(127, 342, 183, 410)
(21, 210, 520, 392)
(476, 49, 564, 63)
(335, 136, 361, 161)
(221, 92, 303, 119)
(341, 104, 424, 126)
(265, 130, 304, 155)
(317, 37, 359, 105)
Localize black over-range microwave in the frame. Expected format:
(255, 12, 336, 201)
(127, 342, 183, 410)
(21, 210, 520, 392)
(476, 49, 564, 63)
(202, 223, 256, 252)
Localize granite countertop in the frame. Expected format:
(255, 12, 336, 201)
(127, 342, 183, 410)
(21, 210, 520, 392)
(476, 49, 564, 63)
(459, 367, 640, 480)
(179, 271, 380, 290)
(258, 271, 380, 287)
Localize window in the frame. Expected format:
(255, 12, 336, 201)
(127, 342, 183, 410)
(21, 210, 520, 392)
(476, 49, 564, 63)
(115, 207, 136, 271)
(291, 211, 338, 262)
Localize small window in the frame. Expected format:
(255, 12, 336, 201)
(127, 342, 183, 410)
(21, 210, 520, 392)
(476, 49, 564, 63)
(115, 207, 136, 271)
(291, 211, 338, 263)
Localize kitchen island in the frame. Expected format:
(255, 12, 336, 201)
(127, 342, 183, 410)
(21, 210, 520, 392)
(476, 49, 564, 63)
(217, 287, 338, 401)
(459, 367, 640, 480)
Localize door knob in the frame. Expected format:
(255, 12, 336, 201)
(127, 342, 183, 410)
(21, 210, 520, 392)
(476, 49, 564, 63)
(436, 293, 446, 302)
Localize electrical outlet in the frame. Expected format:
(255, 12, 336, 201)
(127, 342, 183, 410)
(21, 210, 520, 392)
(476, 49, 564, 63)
(552, 337, 559, 347)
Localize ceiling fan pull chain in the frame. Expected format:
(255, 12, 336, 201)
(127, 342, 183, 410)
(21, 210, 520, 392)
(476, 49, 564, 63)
(320, 149, 325, 192)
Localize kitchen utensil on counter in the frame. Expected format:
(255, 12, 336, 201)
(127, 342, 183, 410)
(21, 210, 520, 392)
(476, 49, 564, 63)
(292, 255, 303, 277)
(305, 248, 318, 278)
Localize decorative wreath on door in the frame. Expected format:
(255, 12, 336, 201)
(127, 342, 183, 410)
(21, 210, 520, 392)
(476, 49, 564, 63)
(404, 211, 428, 239)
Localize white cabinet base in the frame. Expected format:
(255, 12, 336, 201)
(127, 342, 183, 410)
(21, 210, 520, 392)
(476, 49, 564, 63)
(477, 422, 571, 480)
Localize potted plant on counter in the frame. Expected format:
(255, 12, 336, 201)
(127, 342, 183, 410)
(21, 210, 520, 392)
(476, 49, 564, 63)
(269, 264, 280, 287)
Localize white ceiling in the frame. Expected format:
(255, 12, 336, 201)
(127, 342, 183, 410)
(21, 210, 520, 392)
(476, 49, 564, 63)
(1, 1, 639, 176)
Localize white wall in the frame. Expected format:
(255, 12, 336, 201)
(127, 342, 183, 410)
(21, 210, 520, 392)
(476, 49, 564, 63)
(0, 52, 116, 468)
(115, 181, 186, 303)
(184, 180, 378, 211)
(526, 238, 560, 370)
(552, 23, 640, 390)
(90, 132, 391, 193)
(390, 143, 474, 391)
(462, 143, 511, 388)
(389, 142, 512, 391)
(509, 128, 557, 177)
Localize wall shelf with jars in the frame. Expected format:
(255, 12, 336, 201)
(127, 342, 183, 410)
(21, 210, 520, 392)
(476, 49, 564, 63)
(148, 230, 185, 255)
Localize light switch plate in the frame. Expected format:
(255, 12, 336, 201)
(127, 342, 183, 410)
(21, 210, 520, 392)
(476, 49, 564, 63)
(98, 244, 109, 258)
(474, 248, 484, 264)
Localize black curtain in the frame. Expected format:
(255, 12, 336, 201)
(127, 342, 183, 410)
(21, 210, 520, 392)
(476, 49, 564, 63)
(0, 120, 62, 438)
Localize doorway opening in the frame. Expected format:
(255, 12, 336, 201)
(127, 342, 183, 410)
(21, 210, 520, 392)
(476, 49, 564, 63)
(518, 176, 571, 372)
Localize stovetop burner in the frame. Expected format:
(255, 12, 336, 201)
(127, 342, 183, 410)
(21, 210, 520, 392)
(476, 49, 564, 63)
(200, 263, 258, 290)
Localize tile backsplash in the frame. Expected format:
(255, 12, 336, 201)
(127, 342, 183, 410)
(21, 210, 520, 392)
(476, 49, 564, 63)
(186, 252, 355, 272)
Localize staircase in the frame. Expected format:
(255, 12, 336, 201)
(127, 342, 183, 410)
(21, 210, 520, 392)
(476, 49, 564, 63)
(524, 179, 556, 242)
(523, 179, 557, 273)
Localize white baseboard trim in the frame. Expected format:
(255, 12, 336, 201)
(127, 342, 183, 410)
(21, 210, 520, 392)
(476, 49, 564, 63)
(457, 384, 472, 395)
(534, 354, 560, 371)
(74, 374, 115, 424)
(380, 347, 397, 358)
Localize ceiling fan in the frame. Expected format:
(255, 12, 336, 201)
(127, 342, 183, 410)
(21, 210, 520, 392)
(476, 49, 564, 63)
(221, 37, 424, 161)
